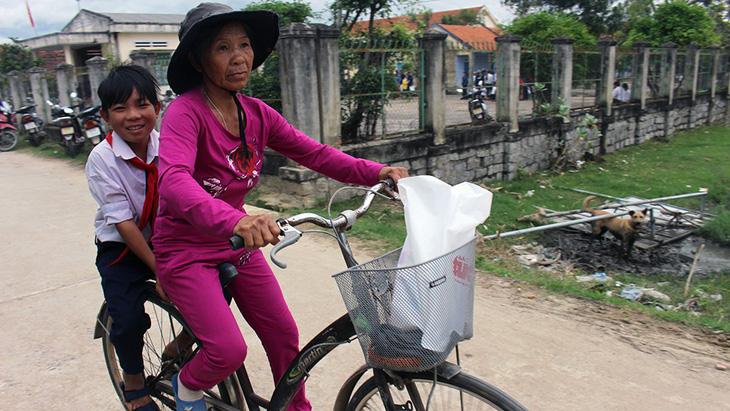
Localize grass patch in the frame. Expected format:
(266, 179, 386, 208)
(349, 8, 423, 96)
(14, 132, 92, 166)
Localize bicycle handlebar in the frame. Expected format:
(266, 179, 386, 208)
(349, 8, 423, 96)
(229, 179, 397, 268)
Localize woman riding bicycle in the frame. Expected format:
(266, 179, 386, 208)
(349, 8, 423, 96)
(153, 3, 407, 410)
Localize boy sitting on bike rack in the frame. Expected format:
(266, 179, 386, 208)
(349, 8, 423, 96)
(86, 64, 165, 411)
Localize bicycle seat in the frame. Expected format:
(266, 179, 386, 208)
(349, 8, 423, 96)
(217, 262, 238, 288)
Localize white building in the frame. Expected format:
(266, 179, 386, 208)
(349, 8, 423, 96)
(19, 9, 183, 80)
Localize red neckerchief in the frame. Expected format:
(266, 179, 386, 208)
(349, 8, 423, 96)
(105, 131, 158, 266)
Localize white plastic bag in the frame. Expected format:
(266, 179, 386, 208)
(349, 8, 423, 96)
(390, 176, 492, 351)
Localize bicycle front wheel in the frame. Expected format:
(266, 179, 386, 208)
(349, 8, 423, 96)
(346, 370, 528, 411)
(100, 285, 245, 410)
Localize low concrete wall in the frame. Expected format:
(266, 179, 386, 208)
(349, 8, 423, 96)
(254, 92, 728, 208)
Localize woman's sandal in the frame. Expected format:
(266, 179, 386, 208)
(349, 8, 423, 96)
(172, 373, 207, 411)
(119, 382, 161, 411)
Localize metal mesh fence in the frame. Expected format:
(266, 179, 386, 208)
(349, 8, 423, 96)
(340, 38, 423, 143)
(149, 53, 171, 87)
(615, 46, 635, 102)
(521, 42, 554, 116)
(573, 46, 601, 109)
(647, 48, 667, 99)
(241, 52, 282, 113)
(697, 51, 714, 94)
(674, 50, 690, 98)
(444, 41, 497, 127)
(719, 52, 730, 91)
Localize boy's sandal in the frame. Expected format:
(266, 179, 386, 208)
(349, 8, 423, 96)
(119, 382, 161, 411)
(172, 373, 208, 411)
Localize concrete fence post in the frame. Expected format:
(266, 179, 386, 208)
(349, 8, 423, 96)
(86, 56, 109, 106)
(632, 40, 650, 109)
(279, 23, 321, 142)
(685, 44, 700, 101)
(314, 24, 342, 147)
(55, 63, 74, 107)
(597, 38, 617, 116)
(27, 67, 50, 123)
(662, 42, 677, 105)
(552, 36, 574, 122)
(7, 71, 22, 111)
(496, 33, 521, 132)
(129, 50, 155, 70)
(419, 29, 447, 145)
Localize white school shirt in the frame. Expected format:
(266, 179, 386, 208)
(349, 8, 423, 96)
(86, 130, 159, 243)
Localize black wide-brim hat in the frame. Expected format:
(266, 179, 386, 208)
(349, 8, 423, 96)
(167, 2, 279, 95)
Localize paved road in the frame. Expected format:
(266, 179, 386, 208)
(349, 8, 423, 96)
(1, 151, 728, 410)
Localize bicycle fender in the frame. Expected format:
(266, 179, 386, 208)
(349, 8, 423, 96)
(93, 301, 108, 339)
(333, 364, 371, 411)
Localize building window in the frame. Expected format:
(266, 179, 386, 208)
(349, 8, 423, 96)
(135, 41, 168, 48)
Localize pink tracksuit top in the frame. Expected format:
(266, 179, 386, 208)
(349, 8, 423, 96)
(153, 88, 384, 250)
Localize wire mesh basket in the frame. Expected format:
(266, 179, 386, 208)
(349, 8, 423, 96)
(333, 238, 476, 372)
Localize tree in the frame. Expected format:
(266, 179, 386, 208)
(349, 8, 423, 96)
(627, 2, 721, 47)
(241, 0, 315, 110)
(242, 0, 314, 26)
(0, 43, 42, 74)
(502, 0, 612, 35)
(604, 0, 655, 43)
(441, 9, 479, 26)
(687, 0, 729, 44)
(334, 0, 416, 36)
(506, 11, 596, 47)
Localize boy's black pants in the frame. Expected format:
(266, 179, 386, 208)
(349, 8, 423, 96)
(96, 241, 152, 375)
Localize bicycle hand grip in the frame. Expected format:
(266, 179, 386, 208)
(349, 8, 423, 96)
(229, 235, 245, 250)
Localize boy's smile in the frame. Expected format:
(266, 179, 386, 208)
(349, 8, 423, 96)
(101, 89, 161, 159)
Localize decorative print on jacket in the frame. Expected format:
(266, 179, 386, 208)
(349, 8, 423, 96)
(202, 139, 261, 198)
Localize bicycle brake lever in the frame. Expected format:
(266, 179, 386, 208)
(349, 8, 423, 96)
(270, 224, 302, 269)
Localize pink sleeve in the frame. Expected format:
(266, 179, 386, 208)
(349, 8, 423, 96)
(158, 102, 244, 239)
(262, 105, 384, 186)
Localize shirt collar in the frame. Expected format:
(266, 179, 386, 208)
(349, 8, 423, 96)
(109, 129, 159, 164)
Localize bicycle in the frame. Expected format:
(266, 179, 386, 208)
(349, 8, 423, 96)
(95, 179, 528, 410)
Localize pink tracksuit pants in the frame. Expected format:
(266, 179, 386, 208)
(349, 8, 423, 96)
(156, 247, 311, 411)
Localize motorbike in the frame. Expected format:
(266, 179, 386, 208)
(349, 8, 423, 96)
(468, 88, 493, 123)
(47, 100, 85, 157)
(0, 101, 19, 152)
(77, 105, 105, 146)
(14, 103, 46, 147)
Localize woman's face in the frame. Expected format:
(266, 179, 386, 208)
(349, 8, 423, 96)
(200, 22, 254, 91)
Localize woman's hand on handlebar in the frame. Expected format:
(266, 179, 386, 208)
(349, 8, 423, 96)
(232, 215, 281, 250)
(378, 166, 409, 184)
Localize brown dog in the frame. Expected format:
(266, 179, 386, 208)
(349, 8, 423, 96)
(582, 196, 648, 260)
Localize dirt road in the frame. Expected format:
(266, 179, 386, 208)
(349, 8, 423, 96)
(1, 151, 728, 410)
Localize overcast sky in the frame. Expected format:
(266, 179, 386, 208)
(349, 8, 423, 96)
(0, 0, 514, 45)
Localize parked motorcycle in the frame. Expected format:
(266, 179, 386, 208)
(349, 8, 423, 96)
(47, 100, 84, 157)
(468, 92, 493, 123)
(0, 101, 19, 152)
(15, 103, 46, 146)
(77, 105, 105, 146)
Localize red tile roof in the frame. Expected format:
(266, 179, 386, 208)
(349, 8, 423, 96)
(351, 7, 484, 33)
(434, 24, 501, 45)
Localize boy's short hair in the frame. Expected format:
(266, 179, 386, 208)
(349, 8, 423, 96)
(98, 64, 160, 112)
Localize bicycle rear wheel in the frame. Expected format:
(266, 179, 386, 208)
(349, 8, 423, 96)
(100, 285, 244, 410)
(346, 370, 528, 411)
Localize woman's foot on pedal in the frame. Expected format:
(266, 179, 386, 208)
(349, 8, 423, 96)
(172, 373, 207, 411)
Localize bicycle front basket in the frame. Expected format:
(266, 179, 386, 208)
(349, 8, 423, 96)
(333, 238, 476, 372)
